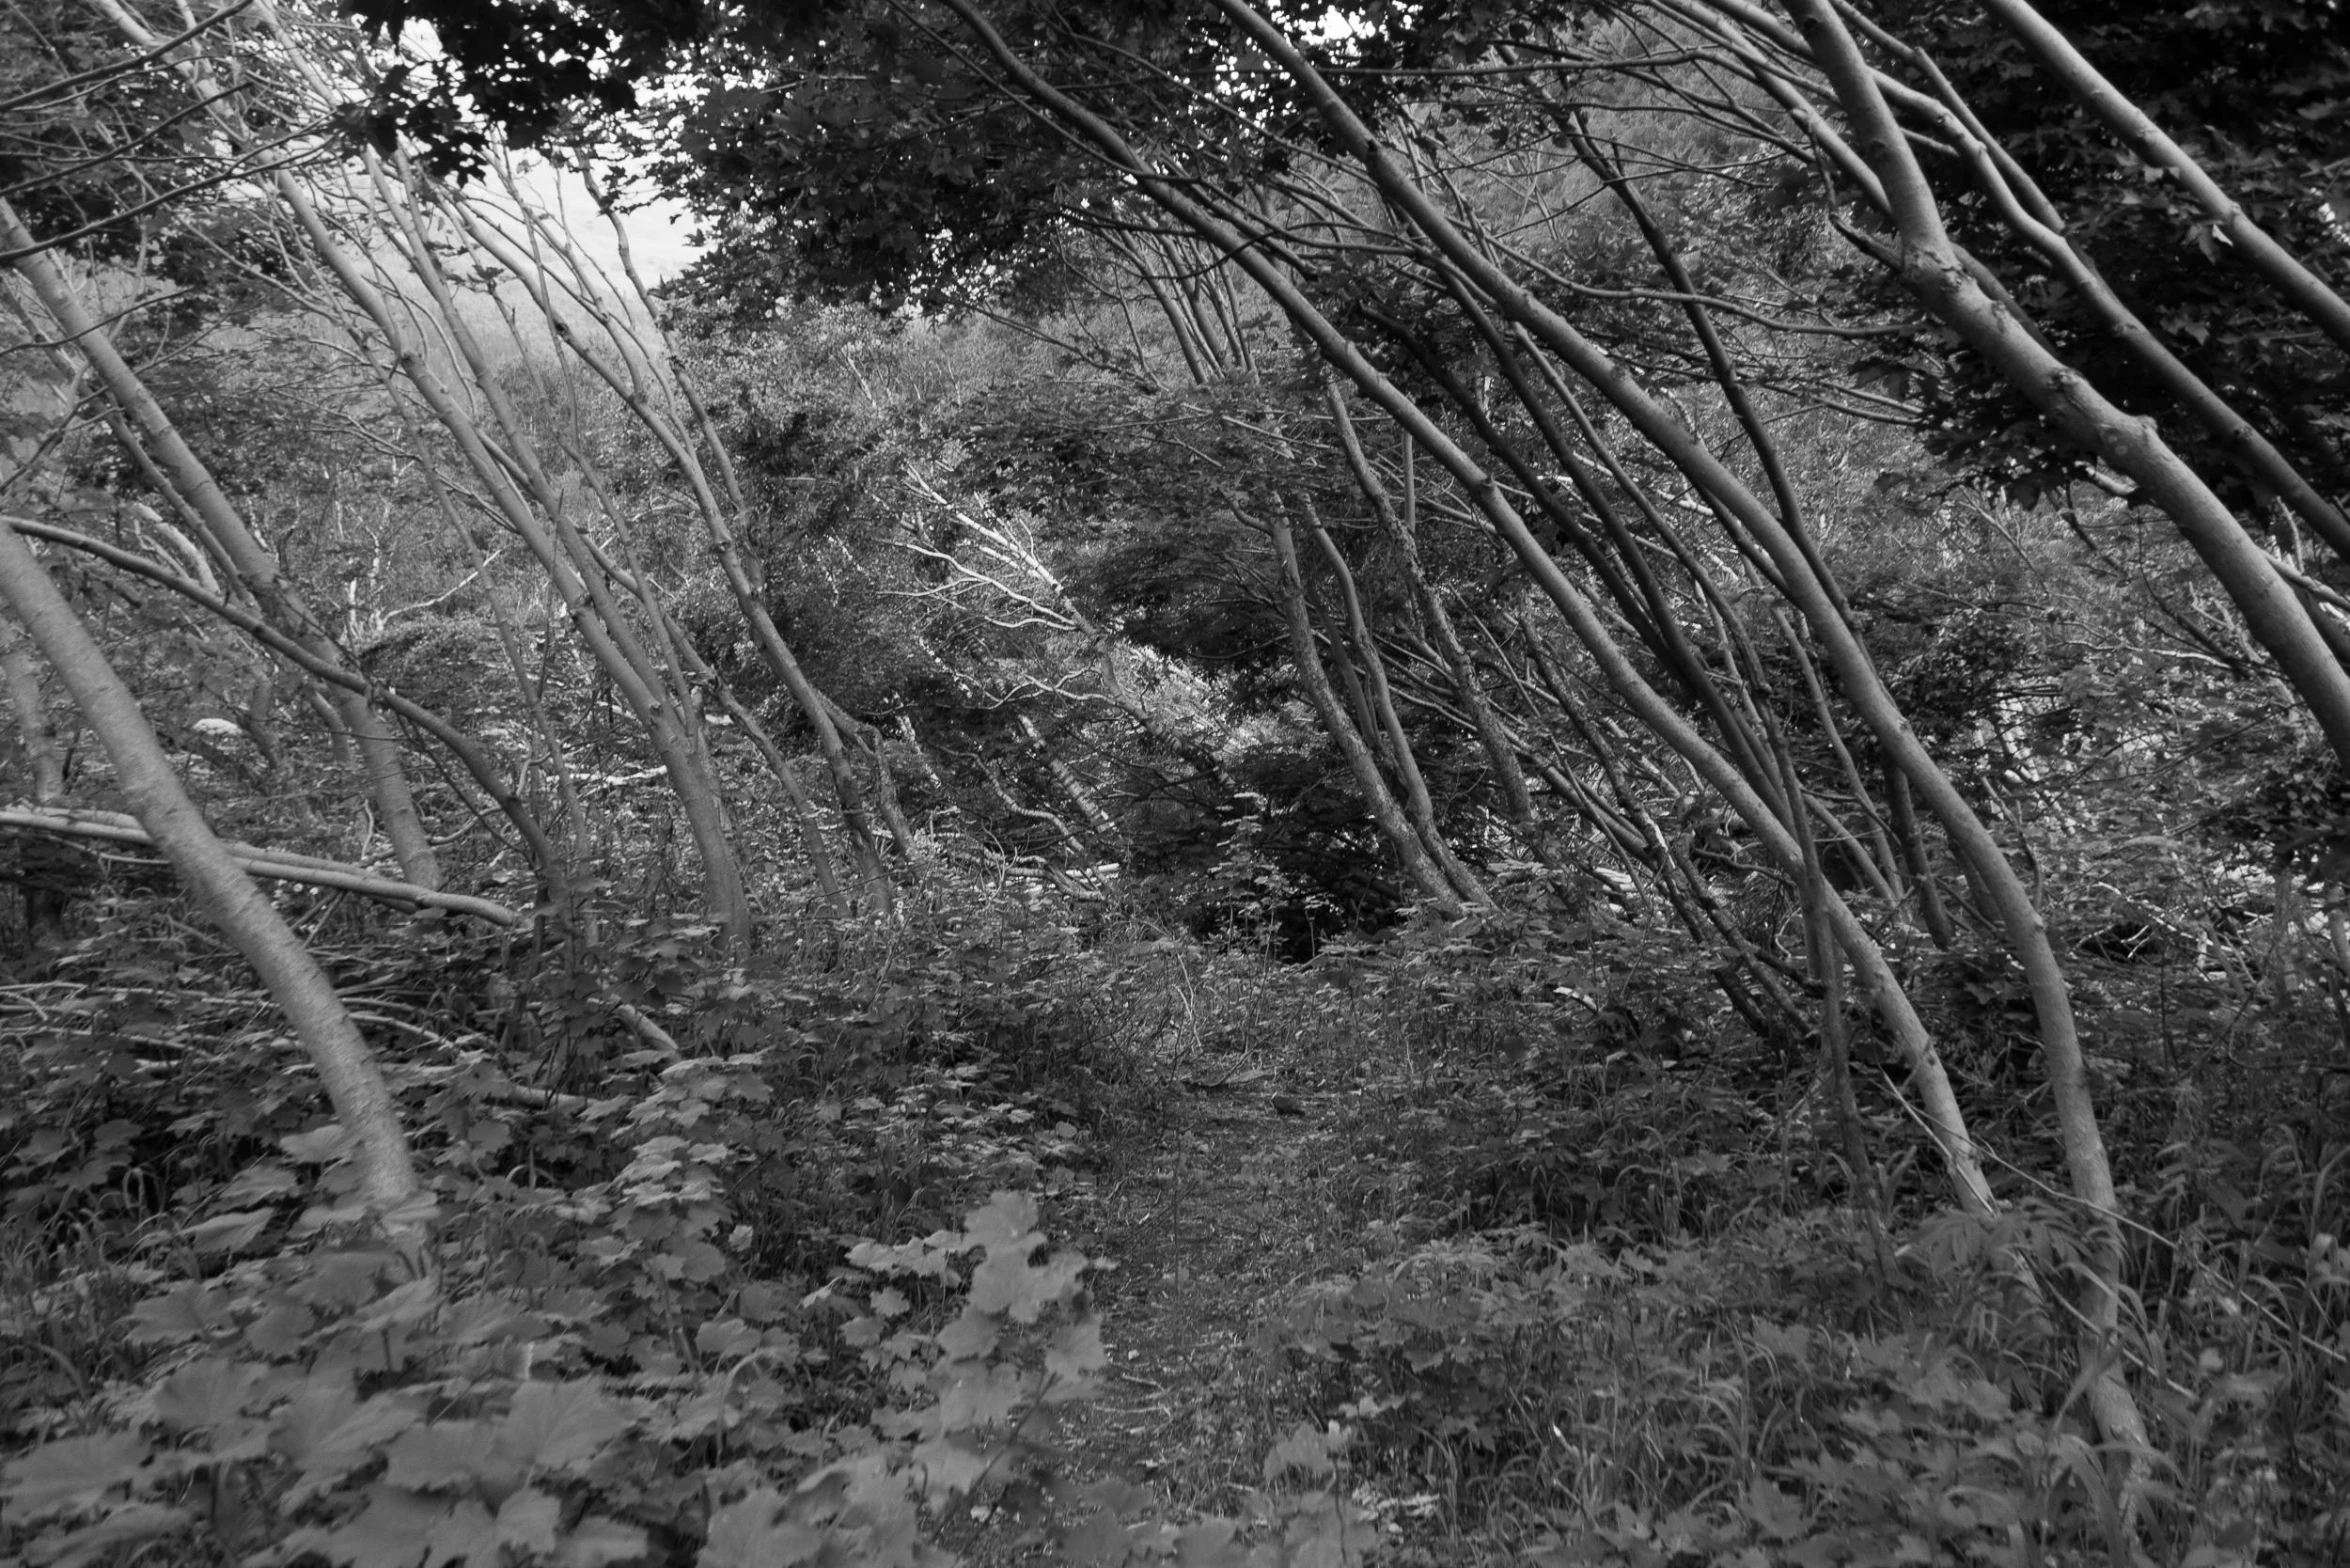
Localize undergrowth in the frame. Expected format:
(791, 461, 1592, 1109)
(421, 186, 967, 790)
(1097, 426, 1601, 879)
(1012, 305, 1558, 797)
(4, 872, 2348, 1566)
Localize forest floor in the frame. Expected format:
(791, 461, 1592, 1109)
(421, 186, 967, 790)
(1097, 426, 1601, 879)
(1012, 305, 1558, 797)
(964, 1032, 1433, 1565)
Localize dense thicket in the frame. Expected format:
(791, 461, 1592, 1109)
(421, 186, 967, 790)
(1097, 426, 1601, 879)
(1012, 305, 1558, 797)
(3, 2, 2348, 1564)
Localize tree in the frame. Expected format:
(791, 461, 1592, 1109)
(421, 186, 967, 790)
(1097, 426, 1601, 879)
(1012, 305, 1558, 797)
(0, 518, 421, 1210)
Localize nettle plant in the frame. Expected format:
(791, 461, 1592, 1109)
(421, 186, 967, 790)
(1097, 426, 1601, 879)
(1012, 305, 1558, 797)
(3, 1048, 1376, 1568)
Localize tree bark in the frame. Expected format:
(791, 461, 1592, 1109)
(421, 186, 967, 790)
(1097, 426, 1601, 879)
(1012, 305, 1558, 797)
(1302, 501, 1490, 906)
(0, 520, 419, 1210)
(1327, 391, 1542, 848)
(1785, 0, 2153, 1483)
(1977, 0, 2350, 362)
(1263, 505, 1465, 916)
(0, 199, 444, 891)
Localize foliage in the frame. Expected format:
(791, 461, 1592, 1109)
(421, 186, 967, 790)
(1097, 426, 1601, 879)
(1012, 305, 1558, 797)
(12, 5, 2350, 1565)
(1870, 0, 2350, 514)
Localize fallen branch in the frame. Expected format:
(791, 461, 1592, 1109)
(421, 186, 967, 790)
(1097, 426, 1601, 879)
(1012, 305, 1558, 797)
(0, 805, 521, 925)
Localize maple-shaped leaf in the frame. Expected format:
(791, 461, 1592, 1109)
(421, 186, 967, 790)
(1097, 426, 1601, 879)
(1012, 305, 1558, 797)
(826, 1449, 917, 1524)
(559, 1515, 651, 1567)
(1173, 1517, 1241, 1568)
(937, 1361, 1035, 1430)
(280, 1128, 354, 1166)
(1740, 1478, 1807, 1543)
(245, 1299, 316, 1358)
(497, 1486, 562, 1554)
(934, 1306, 999, 1362)
(694, 1317, 761, 1361)
(353, 1279, 443, 1338)
(909, 1433, 993, 1508)
(154, 1357, 263, 1435)
(424, 1497, 498, 1568)
(276, 1377, 421, 1502)
(1262, 1425, 1333, 1484)
(217, 1161, 300, 1206)
(127, 1282, 236, 1345)
(383, 1420, 501, 1490)
(971, 1249, 1085, 1324)
(313, 1483, 451, 1568)
(32, 1501, 190, 1568)
(282, 1124, 358, 1163)
(182, 1208, 273, 1255)
(1, 1432, 150, 1520)
(1043, 1315, 1107, 1401)
(1783, 1532, 1852, 1568)
(699, 1488, 823, 1568)
(497, 1379, 632, 1471)
(295, 1251, 404, 1309)
(960, 1191, 1042, 1258)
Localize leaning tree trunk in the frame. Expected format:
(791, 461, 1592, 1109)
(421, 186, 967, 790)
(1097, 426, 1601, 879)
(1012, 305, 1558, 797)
(0, 199, 444, 892)
(1264, 503, 1467, 916)
(0, 520, 419, 1210)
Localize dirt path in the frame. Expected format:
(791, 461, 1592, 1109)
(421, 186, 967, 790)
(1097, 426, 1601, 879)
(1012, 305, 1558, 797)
(965, 1062, 1370, 1561)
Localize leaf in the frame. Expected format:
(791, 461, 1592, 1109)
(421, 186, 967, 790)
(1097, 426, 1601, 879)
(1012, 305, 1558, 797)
(383, 1421, 500, 1490)
(935, 1306, 999, 1361)
(425, 1497, 498, 1568)
(2, 1433, 150, 1520)
(127, 1282, 235, 1344)
(183, 1208, 273, 1254)
(694, 1317, 761, 1360)
(737, 1282, 788, 1323)
(218, 1161, 300, 1205)
(1740, 1479, 1807, 1543)
(497, 1379, 632, 1471)
(961, 1191, 1041, 1257)
(295, 1252, 403, 1309)
(153, 1357, 263, 1435)
(559, 1515, 651, 1567)
(1262, 1424, 1333, 1484)
(936, 1360, 1034, 1429)
(1045, 1314, 1107, 1396)
(29, 1502, 189, 1568)
(1174, 1519, 1240, 1568)
(498, 1488, 563, 1555)
(283, 1124, 358, 1163)
(699, 1488, 822, 1568)
(246, 1299, 316, 1357)
(276, 1379, 421, 1501)
(909, 1434, 992, 1506)
(310, 1484, 451, 1568)
(970, 1249, 1084, 1323)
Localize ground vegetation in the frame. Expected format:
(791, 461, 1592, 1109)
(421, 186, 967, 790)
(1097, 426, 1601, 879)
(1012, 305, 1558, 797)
(3, 1, 2348, 1564)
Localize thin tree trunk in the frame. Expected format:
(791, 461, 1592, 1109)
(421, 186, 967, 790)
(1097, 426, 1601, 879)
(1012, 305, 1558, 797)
(927, 0, 1997, 1227)
(1325, 384, 1544, 850)
(1, 199, 444, 891)
(1775, 4, 2350, 764)
(1303, 501, 1489, 906)
(1018, 714, 1120, 850)
(0, 612, 72, 945)
(1786, 0, 2152, 1479)
(0, 520, 419, 1209)
(270, 167, 749, 947)
(1262, 505, 1464, 916)
(464, 170, 894, 902)
(1977, 0, 2350, 361)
